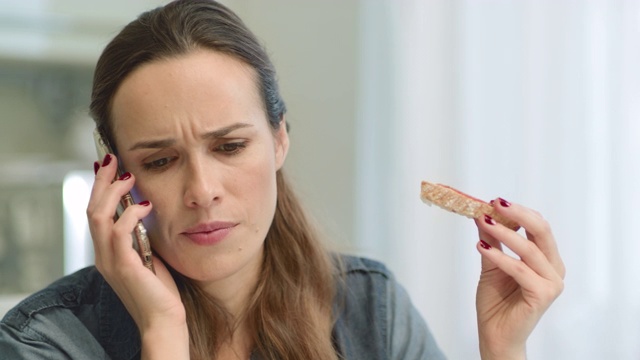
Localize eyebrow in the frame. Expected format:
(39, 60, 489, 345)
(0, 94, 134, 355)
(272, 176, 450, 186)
(128, 123, 254, 151)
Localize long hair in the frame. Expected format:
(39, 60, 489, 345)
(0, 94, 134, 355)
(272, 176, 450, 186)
(89, 1, 338, 358)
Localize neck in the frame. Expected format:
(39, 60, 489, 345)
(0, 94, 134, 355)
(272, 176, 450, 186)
(194, 247, 263, 319)
(216, 322, 254, 360)
(192, 271, 259, 359)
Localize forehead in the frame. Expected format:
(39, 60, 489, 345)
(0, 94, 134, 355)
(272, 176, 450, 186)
(110, 49, 264, 139)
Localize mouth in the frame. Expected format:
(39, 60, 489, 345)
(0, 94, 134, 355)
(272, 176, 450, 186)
(181, 221, 237, 246)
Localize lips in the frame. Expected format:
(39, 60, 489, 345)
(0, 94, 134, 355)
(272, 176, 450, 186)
(181, 221, 237, 245)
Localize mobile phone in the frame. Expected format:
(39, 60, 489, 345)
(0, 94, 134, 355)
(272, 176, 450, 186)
(93, 127, 155, 273)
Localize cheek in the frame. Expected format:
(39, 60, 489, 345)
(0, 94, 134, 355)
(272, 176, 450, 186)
(238, 159, 279, 216)
(129, 185, 151, 205)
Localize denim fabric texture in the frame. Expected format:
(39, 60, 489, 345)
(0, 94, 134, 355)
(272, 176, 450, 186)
(0, 255, 446, 359)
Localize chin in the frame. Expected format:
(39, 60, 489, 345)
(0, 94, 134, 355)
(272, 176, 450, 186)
(164, 245, 264, 284)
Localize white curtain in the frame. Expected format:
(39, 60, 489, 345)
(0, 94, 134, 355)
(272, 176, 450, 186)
(356, 0, 640, 359)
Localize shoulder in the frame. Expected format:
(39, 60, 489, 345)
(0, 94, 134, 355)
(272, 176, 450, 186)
(1, 266, 104, 330)
(331, 254, 395, 357)
(332, 253, 395, 299)
(0, 267, 137, 359)
(334, 253, 396, 301)
(331, 254, 447, 360)
(335, 253, 393, 279)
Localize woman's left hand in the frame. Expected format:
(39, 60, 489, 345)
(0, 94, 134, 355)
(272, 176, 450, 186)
(474, 198, 565, 360)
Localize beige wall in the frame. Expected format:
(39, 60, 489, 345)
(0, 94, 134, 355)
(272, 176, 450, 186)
(228, 1, 360, 249)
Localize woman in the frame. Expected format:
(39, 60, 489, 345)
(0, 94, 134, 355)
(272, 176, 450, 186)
(0, 1, 564, 359)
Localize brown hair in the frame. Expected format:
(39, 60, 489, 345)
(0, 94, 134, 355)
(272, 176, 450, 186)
(89, 1, 338, 359)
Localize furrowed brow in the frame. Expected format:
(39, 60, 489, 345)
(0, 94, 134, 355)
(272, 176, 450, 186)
(128, 123, 254, 151)
(129, 139, 175, 151)
(202, 123, 253, 139)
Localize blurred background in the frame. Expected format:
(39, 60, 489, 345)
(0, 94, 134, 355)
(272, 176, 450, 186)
(1, 0, 639, 359)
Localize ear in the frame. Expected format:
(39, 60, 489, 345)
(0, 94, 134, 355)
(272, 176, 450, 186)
(274, 117, 289, 170)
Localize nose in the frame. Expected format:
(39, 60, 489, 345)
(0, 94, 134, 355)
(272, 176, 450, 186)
(182, 158, 221, 208)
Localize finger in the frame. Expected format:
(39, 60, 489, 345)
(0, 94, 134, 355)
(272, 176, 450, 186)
(476, 240, 545, 291)
(89, 176, 135, 243)
(87, 157, 138, 267)
(478, 239, 564, 305)
(476, 223, 503, 271)
(111, 200, 153, 264)
(87, 154, 118, 210)
(490, 198, 565, 278)
(476, 215, 560, 282)
(87, 154, 123, 230)
(87, 155, 119, 264)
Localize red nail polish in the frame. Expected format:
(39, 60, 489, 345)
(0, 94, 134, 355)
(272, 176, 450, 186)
(499, 197, 511, 207)
(139, 200, 150, 206)
(489, 200, 495, 206)
(118, 172, 131, 181)
(102, 154, 112, 167)
(484, 214, 496, 225)
(93, 161, 100, 175)
(479, 240, 492, 250)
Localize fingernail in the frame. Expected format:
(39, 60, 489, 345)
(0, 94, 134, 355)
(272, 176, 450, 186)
(489, 200, 495, 206)
(118, 172, 131, 181)
(93, 161, 100, 175)
(139, 200, 150, 206)
(479, 239, 492, 250)
(101, 154, 112, 167)
(484, 214, 496, 225)
(498, 197, 511, 207)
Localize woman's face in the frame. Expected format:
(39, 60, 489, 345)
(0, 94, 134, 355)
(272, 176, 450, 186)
(110, 49, 288, 289)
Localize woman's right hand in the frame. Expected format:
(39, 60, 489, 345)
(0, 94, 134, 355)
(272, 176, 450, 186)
(87, 154, 189, 359)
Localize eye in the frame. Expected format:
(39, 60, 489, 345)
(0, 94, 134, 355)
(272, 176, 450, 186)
(215, 141, 247, 155)
(142, 157, 174, 171)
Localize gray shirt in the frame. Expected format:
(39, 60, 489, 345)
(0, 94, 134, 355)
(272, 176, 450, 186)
(0, 255, 445, 359)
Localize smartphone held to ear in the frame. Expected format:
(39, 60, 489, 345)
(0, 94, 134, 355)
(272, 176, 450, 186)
(93, 128, 156, 274)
